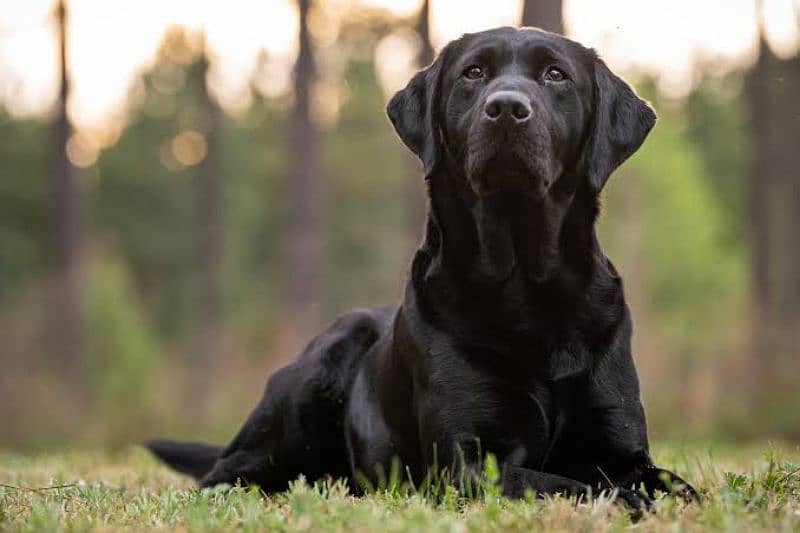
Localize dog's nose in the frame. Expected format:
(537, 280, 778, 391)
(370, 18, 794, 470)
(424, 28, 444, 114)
(483, 91, 532, 123)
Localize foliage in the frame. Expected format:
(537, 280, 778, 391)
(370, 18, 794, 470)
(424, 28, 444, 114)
(684, 74, 749, 247)
(600, 96, 746, 355)
(85, 251, 159, 428)
(323, 58, 415, 313)
(0, 112, 51, 298)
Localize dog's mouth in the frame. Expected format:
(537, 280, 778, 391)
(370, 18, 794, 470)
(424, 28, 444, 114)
(465, 143, 552, 199)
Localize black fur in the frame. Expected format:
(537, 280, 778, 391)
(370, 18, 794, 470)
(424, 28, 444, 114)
(146, 440, 222, 479)
(147, 27, 696, 512)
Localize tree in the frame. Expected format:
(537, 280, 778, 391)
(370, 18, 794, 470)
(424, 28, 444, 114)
(195, 44, 223, 365)
(521, 0, 563, 34)
(744, 4, 800, 421)
(415, 0, 434, 67)
(405, 0, 433, 251)
(51, 0, 85, 390)
(286, 0, 324, 337)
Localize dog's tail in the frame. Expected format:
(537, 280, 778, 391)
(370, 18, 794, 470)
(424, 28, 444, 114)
(145, 439, 223, 481)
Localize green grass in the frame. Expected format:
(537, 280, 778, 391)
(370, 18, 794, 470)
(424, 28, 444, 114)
(1, 444, 798, 531)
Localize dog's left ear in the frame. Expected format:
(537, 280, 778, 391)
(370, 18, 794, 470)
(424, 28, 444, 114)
(386, 52, 445, 176)
(584, 56, 656, 191)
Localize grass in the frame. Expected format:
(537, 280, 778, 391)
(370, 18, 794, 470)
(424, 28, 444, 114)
(1, 443, 798, 531)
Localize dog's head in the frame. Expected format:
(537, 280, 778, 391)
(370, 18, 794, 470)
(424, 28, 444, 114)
(388, 27, 655, 198)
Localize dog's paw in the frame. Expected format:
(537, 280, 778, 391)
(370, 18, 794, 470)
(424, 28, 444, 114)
(643, 468, 699, 502)
(605, 487, 653, 520)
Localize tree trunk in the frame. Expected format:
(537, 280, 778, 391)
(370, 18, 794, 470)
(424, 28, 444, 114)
(196, 49, 223, 367)
(416, 0, 434, 66)
(406, 0, 433, 253)
(521, 0, 564, 34)
(51, 0, 84, 392)
(745, 13, 800, 430)
(286, 0, 324, 339)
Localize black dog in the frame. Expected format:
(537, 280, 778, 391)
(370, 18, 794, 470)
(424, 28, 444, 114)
(148, 27, 696, 510)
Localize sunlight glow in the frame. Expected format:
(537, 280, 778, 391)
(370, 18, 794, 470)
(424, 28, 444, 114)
(429, 0, 522, 47)
(763, 0, 800, 57)
(0, 0, 58, 116)
(361, 0, 421, 17)
(374, 27, 421, 94)
(0, 0, 797, 133)
(66, 131, 99, 167)
(566, 0, 760, 95)
(171, 130, 207, 166)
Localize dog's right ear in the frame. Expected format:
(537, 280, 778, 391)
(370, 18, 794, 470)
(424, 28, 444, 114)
(583, 55, 657, 191)
(387, 54, 444, 176)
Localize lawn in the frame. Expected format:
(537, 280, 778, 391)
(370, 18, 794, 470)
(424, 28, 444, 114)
(1, 443, 798, 531)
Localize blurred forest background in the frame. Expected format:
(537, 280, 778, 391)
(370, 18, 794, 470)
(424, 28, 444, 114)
(0, 0, 798, 450)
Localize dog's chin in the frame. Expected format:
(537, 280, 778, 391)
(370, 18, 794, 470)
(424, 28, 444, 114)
(466, 149, 551, 200)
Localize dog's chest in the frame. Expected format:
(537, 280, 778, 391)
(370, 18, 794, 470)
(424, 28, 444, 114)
(518, 378, 562, 467)
(507, 345, 591, 468)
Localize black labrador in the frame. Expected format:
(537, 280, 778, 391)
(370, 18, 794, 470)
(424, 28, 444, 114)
(148, 27, 697, 511)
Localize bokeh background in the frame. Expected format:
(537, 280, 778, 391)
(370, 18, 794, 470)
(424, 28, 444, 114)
(0, 0, 798, 450)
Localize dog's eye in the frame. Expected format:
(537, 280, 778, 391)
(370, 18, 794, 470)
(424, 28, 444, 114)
(544, 67, 567, 82)
(463, 65, 485, 80)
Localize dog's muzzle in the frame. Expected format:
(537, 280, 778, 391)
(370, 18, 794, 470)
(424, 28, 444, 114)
(466, 90, 553, 199)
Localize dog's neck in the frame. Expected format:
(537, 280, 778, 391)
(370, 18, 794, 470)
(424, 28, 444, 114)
(406, 165, 614, 342)
(421, 165, 599, 282)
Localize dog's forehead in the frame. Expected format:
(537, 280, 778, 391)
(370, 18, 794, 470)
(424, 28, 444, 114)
(459, 27, 582, 58)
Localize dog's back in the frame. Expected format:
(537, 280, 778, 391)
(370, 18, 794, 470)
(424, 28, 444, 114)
(147, 306, 395, 490)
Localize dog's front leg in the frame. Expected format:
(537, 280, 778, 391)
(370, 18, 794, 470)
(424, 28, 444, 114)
(420, 429, 651, 513)
(611, 451, 699, 501)
(585, 317, 698, 501)
(445, 449, 652, 514)
(500, 464, 651, 515)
